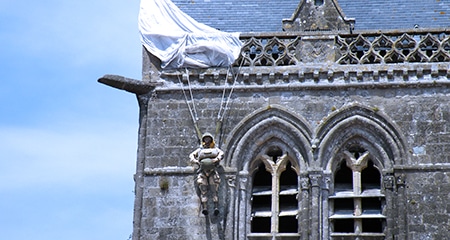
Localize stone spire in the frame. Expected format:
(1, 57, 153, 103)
(282, 0, 355, 32)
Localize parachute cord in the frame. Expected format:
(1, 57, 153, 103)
(186, 68, 199, 123)
(215, 58, 244, 145)
(220, 57, 244, 122)
(186, 68, 202, 141)
(178, 71, 202, 142)
(217, 67, 230, 120)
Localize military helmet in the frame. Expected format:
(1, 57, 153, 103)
(202, 132, 214, 142)
(201, 132, 215, 148)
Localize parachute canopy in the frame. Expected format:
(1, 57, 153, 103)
(138, 0, 243, 69)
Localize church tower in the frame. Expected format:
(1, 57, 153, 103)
(100, 0, 450, 239)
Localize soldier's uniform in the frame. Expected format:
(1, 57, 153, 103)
(189, 133, 224, 215)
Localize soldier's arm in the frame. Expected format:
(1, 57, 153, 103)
(214, 148, 224, 163)
(189, 149, 200, 164)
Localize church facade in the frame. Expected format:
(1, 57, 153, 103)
(100, 0, 450, 239)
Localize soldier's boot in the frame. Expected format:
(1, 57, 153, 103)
(201, 202, 208, 215)
(213, 202, 219, 216)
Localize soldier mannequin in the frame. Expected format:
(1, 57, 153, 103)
(189, 133, 224, 215)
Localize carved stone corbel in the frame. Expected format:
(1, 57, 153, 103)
(383, 175, 395, 190)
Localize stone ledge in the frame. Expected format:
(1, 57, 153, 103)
(143, 166, 238, 176)
(154, 79, 450, 94)
(159, 63, 450, 88)
(394, 164, 450, 172)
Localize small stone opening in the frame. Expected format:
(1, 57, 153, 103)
(251, 163, 272, 233)
(280, 162, 297, 187)
(266, 146, 283, 162)
(333, 219, 354, 232)
(279, 194, 297, 211)
(362, 197, 382, 214)
(362, 161, 381, 190)
(362, 218, 383, 233)
(252, 195, 272, 212)
(315, 0, 324, 6)
(279, 161, 299, 233)
(279, 216, 298, 233)
(251, 217, 271, 233)
(334, 198, 354, 215)
(253, 163, 272, 187)
(334, 161, 352, 191)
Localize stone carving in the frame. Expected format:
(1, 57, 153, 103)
(383, 175, 395, 189)
(234, 30, 450, 67)
(226, 175, 236, 188)
(396, 174, 406, 187)
(310, 174, 322, 187)
(300, 176, 310, 190)
(296, 38, 336, 63)
(336, 32, 450, 64)
(343, 150, 370, 172)
(239, 36, 300, 67)
(189, 133, 224, 216)
(281, 0, 355, 32)
(323, 175, 331, 190)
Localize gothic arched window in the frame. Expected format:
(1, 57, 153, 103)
(329, 149, 386, 239)
(249, 147, 300, 238)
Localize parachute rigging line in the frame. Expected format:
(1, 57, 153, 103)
(178, 70, 202, 141)
(186, 68, 199, 123)
(217, 67, 230, 121)
(214, 57, 245, 143)
(220, 58, 244, 122)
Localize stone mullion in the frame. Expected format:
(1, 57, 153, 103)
(352, 170, 363, 234)
(310, 174, 322, 240)
(237, 173, 249, 240)
(344, 151, 369, 235)
(225, 173, 239, 240)
(271, 164, 279, 235)
(299, 176, 310, 240)
(383, 174, 395, 240)
(395, 174, 407, 240)
(321, 175, 331, 240)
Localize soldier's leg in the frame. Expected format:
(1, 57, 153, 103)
(210, 171, 221, 215)
(197, 172, 209, 215)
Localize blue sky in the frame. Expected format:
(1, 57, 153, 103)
(1, 1, 142, 239)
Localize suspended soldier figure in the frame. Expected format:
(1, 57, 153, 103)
(189, 133, 224, 216)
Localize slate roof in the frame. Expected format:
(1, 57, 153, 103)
(172, 0, 450, 32)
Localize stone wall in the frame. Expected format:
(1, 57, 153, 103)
(130, 74, 450, 239)
(98, 2, 450, 238)
(98, 26, 450, 240)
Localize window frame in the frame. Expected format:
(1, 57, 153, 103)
(248, 152, 301, 239)
(329, 149, 387, 239)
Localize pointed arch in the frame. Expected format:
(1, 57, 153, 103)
(315, 103, 409, 173)
(224, 105, 313, 172)
(225, 105, 312, 237)
(316, 103, 409, 238)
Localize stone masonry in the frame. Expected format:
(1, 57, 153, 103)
(99, 0, 450, 239)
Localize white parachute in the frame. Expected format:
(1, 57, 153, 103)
(138, 0, 243, 69)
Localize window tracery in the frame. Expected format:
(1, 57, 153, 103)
(249, 147, 300, 238)
(329, 148, 386, 239)
(226, 105, 405, 239)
